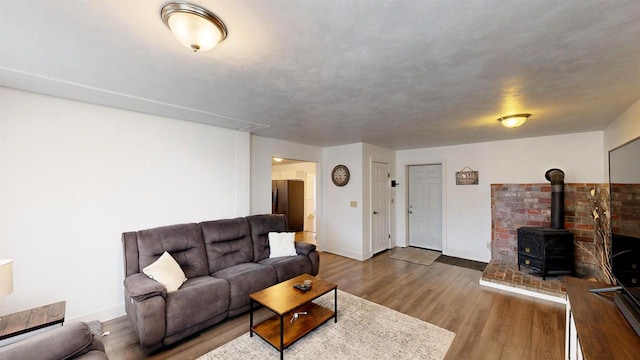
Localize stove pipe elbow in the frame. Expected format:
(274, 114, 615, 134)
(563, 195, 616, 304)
(545, 168, 565, 229)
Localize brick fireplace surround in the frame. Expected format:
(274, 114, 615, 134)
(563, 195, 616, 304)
(481, 183, 606, 299)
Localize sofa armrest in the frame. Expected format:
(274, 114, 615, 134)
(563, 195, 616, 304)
(123, 273, 167, 352)
(124, 273, 166, 301)
(0, 322, 102, 360)
(295, 241, 316, 256)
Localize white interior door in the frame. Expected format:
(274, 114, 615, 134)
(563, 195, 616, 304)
(372, 162, 390, 254)
(408, 164, 442, 250)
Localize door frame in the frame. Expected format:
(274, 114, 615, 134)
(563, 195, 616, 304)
(403, 161, 447, 253)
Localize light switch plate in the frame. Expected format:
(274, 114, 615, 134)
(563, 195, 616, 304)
(350, 201, 357, 207)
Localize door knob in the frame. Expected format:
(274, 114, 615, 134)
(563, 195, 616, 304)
(373, 211, 379, 215)
(409, 210, 413, 214)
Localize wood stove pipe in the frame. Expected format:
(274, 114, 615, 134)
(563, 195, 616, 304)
(545, 168, 565, 229)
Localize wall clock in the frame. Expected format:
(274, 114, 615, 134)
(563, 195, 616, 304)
(331, 165, 350, 187)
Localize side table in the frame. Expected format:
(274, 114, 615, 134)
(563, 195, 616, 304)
(0, 301, 66, 346)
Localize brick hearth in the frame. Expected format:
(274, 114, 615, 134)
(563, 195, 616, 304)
(481, 259, 566, 299)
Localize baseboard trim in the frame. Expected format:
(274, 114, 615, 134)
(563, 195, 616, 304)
(479, 279, 567, 305)
(68, 303, 126, 323)
(318, 245, 367, 261)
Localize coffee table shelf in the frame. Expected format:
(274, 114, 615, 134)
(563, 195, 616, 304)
(252, 302, 334, 349)
(249, 274, 337, 359)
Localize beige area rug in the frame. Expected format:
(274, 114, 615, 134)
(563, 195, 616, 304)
(389, 246, 441, 266)
(198, 290, 455, 360)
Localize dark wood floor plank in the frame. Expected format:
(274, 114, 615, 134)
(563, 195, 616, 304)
(102, 251, 565, 360)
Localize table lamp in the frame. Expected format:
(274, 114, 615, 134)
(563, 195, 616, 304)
(0, 259, 13, 321)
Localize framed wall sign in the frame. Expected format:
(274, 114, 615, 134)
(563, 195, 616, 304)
(456, 166, 478, 185)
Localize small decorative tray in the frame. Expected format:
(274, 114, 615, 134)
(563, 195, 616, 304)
(293, 283, 312, 292)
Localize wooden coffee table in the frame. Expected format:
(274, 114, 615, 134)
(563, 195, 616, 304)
(249, 274, 337, 359)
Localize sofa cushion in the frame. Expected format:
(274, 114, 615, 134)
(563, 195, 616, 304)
(142, 251, 187, 293)
(136, 223, 209, 278)
(165, 276, 230, 337)
(201, 218, 254, 273)
(247, 214, 287, 261)
(268, 232, 297, 258)
(259, 255, 313, 282)
(211, 262, 277, 314)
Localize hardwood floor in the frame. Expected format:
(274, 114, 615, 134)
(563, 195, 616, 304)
(102, 251, 565, 360)
(294, 231, 315, 244)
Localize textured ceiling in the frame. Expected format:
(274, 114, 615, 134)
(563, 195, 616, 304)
(1, 0, 639, 150)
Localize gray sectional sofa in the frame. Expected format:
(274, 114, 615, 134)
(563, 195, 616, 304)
(121, 214, 319, 353)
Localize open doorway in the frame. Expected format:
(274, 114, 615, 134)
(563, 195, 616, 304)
(272, 158, 317, 244)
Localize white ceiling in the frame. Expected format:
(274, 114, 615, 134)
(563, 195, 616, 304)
(1, 0, 639, 150)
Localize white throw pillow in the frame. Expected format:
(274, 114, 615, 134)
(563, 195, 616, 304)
(268, 232, 297, 258)
(142, 251, 187, 293)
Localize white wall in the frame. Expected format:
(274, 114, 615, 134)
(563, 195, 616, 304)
(322, 143, 364, 259)
(396, 131, 605, 262)
(603, 97, 640, 179)
(0, 88, 250, 321)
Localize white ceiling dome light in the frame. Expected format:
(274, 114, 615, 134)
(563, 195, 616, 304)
(161, 2, 227, 52)
(497, 114, 531, 128)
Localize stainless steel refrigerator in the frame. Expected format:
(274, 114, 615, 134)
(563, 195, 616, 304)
(271, 180, 304, 232)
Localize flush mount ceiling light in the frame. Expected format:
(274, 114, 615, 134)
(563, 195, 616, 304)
(272, 157, 284, 162)
(161, 2, 227, 52)
(497, 113, 531, 128)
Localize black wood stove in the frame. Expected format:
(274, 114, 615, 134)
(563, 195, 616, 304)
(517, 169, 575, 279)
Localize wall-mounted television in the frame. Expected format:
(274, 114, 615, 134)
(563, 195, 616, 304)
(608, 136, 640, 337)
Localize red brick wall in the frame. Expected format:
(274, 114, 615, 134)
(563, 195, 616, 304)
(491, 183, 605, 278)
(611, 183, 640, 238)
